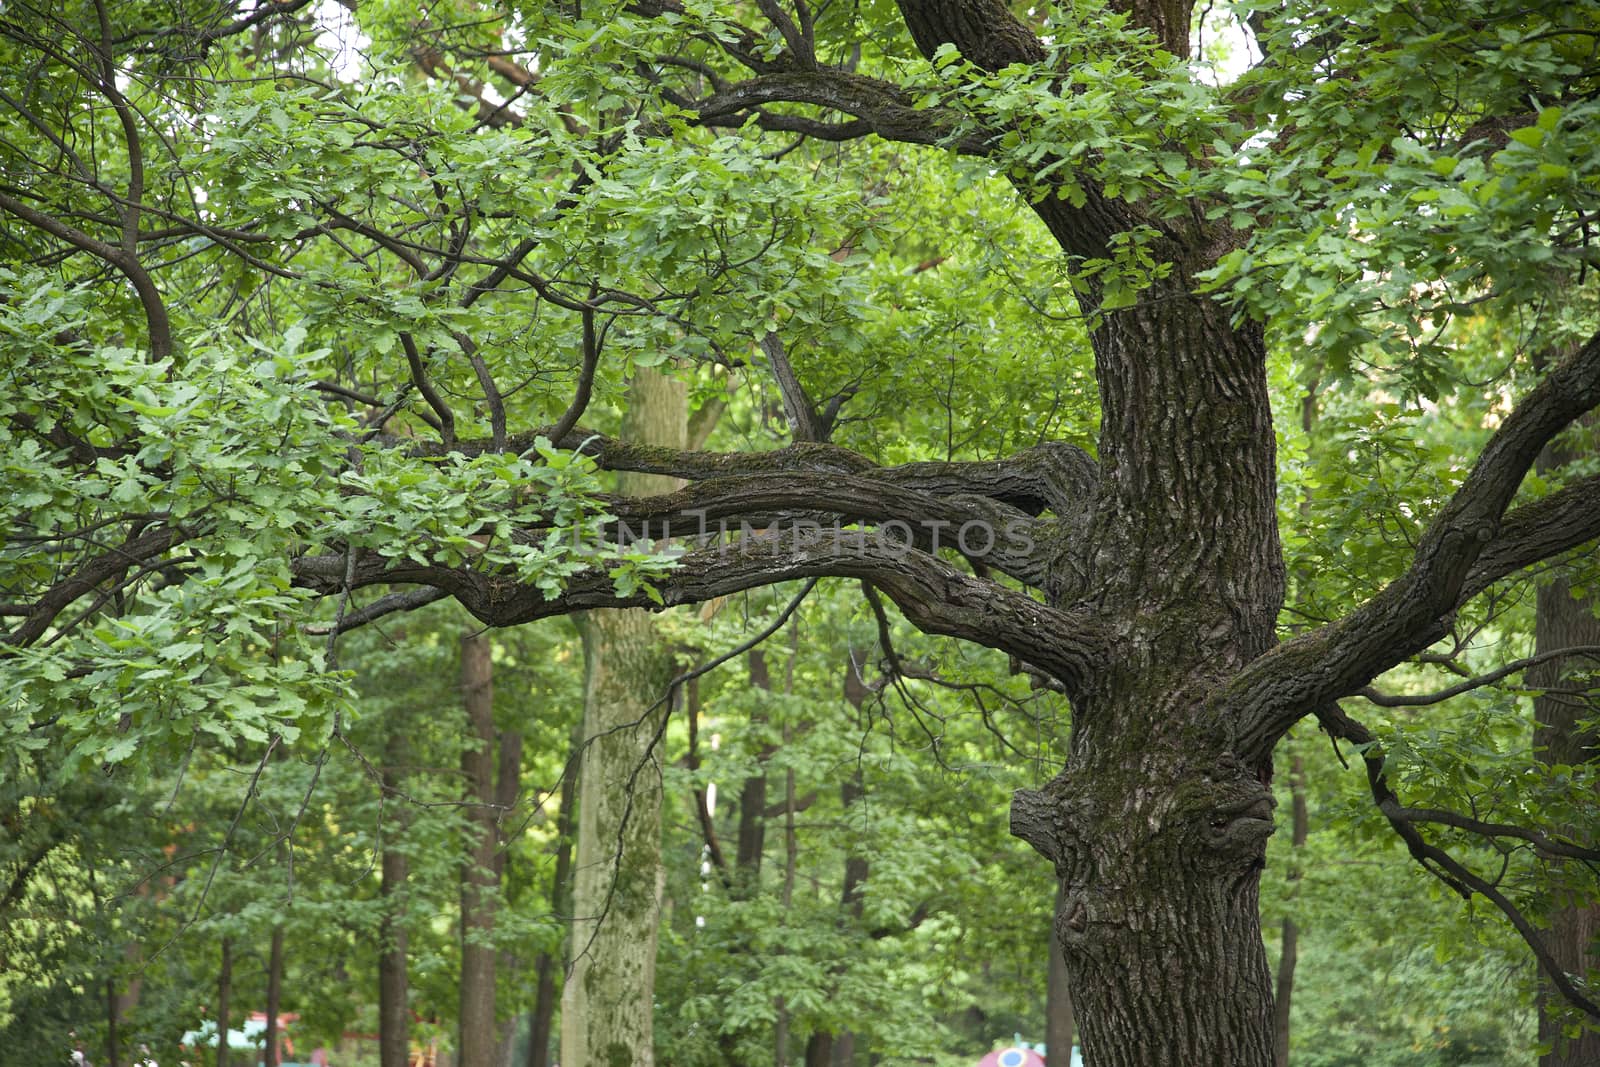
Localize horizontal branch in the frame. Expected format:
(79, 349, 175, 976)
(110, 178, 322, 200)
(432, 427, 1098, 519)
(1389, 806, 1600, 863)
(693, 70, 986, 153)
(291, 530, 1109, 692)
(1463, 473, 1600, 599)
(561, 472, 1052, 586)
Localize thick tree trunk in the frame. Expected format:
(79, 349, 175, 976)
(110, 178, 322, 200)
(460, 631, 500, 1067)
(1013, 275, 1283, 1067)
(1046, 885, 1075, 1065)
(216, 936, 232, 1067)
(1531, 428, 1600, 1067)
(265, 924, 284, 1067)
(561, 367, 686, 1067)
(379, 730, 412, 1067)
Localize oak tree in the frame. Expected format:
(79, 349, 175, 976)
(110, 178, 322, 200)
(5, 0, 1600, 1063)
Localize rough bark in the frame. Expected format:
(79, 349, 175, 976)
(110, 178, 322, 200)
(561, 366, 686, 1067)
(460, 631, 500, 1067)
(379, 729, 412, 1067)
(1533, 432, 1600, 1067)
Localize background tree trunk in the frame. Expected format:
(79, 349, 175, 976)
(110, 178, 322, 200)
(735, 650, 772, 896)
(105, 977, 120, 1067)
(265, 924, 284, 1067)
(1272, 752, 1308, 1067)
(527, 722, 578, 1067)
(1533, 428, 1600, 1067)
(459, 631, 499, 1067)
(216, 936, 232, 1067)
(561, 366, 686, 1067)
(379, 728, 412, 1067)
(1046, 885, 1075, 1066)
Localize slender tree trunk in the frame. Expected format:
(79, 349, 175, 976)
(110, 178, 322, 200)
(460, 631, 499, 1067)
(105, 976, 120, 1067)
(735, 650, 773, 895)
(494, 730, 523, 1067)
(380, 728, 412, 1067)
(216, 936, 233, 1067)
(1046, 885, 1075, 1066)
(811, 654, 870, 1066)
(1271, 753, 1308, 1067)
(1532, 426, 1600, 1067)
(528, 722, 578, 1067)
(561, 366, 686, 1067)
(265, 924, 285, 1067)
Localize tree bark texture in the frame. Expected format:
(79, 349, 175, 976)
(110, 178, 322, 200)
(1011, 271, 1282, 1066)
(460, 631, 500, 1067)
(561, 367, 686, 1067)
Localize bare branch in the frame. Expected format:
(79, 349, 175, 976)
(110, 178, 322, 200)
(1361, 646, 1600, 708)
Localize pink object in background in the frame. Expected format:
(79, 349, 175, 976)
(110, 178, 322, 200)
(977, 1048, 1046, 1067)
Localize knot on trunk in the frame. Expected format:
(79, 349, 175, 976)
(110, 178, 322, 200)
(1171, 757, 1276, 871)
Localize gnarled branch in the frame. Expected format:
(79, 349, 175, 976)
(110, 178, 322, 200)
(291, 529, 1108, 691)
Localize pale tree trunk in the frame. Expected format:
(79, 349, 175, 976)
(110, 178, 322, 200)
(1271, 753, 1308, 1067)
(1046, 885, 1075, 1065)
(379, 728, 412, 1067)
(460, 631, 500, 1067)
(561, 366, 686, 1067)
(1533, 427, 1600, 1067)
